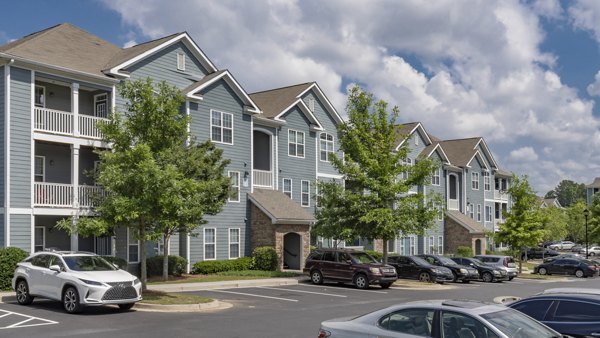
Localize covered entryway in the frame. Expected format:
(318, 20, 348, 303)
(444, 210, 487, 255)
(283, 233, 302, 269)
(475, 239, 482, 255)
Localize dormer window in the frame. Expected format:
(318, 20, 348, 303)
(177, 53, 186, 71)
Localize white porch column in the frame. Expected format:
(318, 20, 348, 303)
(70, 144, 80, 251)
(71, 82, 79, 137)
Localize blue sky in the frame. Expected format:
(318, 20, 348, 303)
(2, 0, 600, 195)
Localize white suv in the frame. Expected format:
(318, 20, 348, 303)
(549, 241, 576, 250)
(12, 251, 142, 313)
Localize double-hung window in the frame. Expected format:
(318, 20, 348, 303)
(211, 110, 233, 144)
(468, 204, 474, 219)
(472, 172, 479, 190)
(229, 171, 240, 202)
(431, 167, 440, 185)
(35, 226, 45, 252)
(301, 180, 310, 207)
(401, 158, 412, 180)
(229, 228, 240, 259)
(437, 236, 443, 254)
(477, 204, 482, 222)
(485, 205, 492, 222)
(319, 133, 334, 162)
(429, 236, 434, 254)
(483, 172, 491, 191)
(127, 229, 139, 263)
(204, 228, 216, 260)
(288, 130, 305, 158)
(283, 178, 292, 198)
(34, 156, 45, 182)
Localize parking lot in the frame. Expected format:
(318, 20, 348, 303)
(0, 276, 597, 338)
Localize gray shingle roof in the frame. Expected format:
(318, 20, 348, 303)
(587, 177, 600, 188)
(103, 33, 181, 72)
(446, 210, 485, 234)
(248, 189, 315, 224)
(437, 138, 481, 167)
(183, 70, 227, 94)
(249, 83, 313, 118)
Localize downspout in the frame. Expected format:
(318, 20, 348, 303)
(4, 59, 14, 247)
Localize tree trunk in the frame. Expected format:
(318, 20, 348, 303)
(162, 234, 170, 282)
(382, 238, 388, 264)
(140, 221, 147, 291)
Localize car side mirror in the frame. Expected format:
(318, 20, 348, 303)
(112, 263, 120, 269)
(345, 260, 353, 265)
(49, 265, 61, 272)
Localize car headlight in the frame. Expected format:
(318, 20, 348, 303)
(133, 278, 141, 285)
(369, 267, 382, 274)
(493, 270, 501, 275)
(432, 269, 440, 274)
(459, 268, 467, 274)
(79, 278, 104, 286)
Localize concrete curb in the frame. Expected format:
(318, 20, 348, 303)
(146, 278, 299, 292)
(135, 300, 233, 312)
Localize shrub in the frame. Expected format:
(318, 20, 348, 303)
(192, 257, 253, 274)
(455, 246, 473, 257)
(252, 246, 278, 271)
(101, 256, 128, 270)
(146, 255, 187, 277)
(364, 250, 383, 261)
(0, 247, 28, 290)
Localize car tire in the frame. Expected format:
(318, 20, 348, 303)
(452, 272, 458, 283)
(575, 269, 585, 278)
(418, 272, 432, 283)
(482, 272, 494, 283)
(118, 303, 135, 311)
(462, 279, 470, 284)
(15, 280, 34, 305)
(590, 252, 596, 257)
(379, 282, 392, 289)
(353, 274, 369, 289)
(310, 270, 324, 285)
(63, 286, 83, 314)
(538, 267, 547, 275)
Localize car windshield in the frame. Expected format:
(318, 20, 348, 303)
(481, 308, 560, 338)
(350, 252, 379, 264)
(437, 256, 457, 265)
(412, 256, 430, 266)
(63, 255, 117, 271)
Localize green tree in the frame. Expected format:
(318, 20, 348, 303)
(539, 206, 567, 243)
(495, 174, 544, 272)
(545, 180, 586, 207)
(314, 86, 441, 264)
(566, 200, 588, 243)
(588, 193, 600, 245)
(58, 78, 231, 288)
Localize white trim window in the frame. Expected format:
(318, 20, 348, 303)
(436, 203, 443, 221)
(477, 204, 482, 222)
(301, 180, 310, 207)
(34, 85, 45, 107)
(319, 133, 334, 162)
(211, 110, 233, 144)
(283, 178, 292, 198)
(204, 228, 216, 260)
(431, 167, 440, 185)
(177, 52, 186, 71)
(34, 156, 45, 182)
(409, 236, 416, 255)
(485, 205, 492, 222)
(437, 236, 443, 255)
(34, 226, 45, 252)
(400, 237, 407, 255)
(229, 228, 240, 259)
(288, 130, 305, 158)
(471, 172, 479, 190)
(400, 158, 412, 180)
(429, 236, 434, 254)
(127, 228, 140, 263)
(228, 171, 240, 202)
(94, 93, 108, 118)
(483, 171, 491, 191)
(468, 204, 474, 219)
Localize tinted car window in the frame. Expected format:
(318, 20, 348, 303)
(482, 309, 562, 338)
(554, 300, 600, 322)
(307, 252, 322, 260)
(442, 311, 499, 338)
(48, 255, 66, 270)
(411, 256, 429, 266)
(322, 252, 336, 262)
(350, 252, 378, 264)
(379, 308, 434, 336)
(510, 300, 553, 320)
(338, 252, 352, 263)
(31, 255, 51, 268)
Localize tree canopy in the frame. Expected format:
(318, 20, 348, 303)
(544, 179, 586, 207)
(313, 86, 441, 263)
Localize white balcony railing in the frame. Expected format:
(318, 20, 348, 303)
(34, 182, 106, 208)
(494, 190, 508, 201)
(447, 199, 459, 210)
(253, 169, 273, 188)
(34, 107, 108, 140)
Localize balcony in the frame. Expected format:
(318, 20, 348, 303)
(493, 190, 508, 201)
(34, 182, 106, 208)
(34, 107, 108, 140)
(447, 199, 459, 210)
(253, 169, 273, 188)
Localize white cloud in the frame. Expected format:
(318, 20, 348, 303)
(587, 70, 600, 96)
(569, 0, 600, 42)
(101, 0, 600, 193)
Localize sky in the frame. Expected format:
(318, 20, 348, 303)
(2, 0, 600, 195)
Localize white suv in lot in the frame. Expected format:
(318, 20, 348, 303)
(12, 251, 142, 314)
(549, 241, 576, 250)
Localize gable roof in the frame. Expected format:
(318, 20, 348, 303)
(250, 83, 314, 118)
(446, 210, 485, 234)
(438, 138, 481, 167)
(0, 23, 121, 79)
(394, 122, 432, 150)
(587, 177, 600, 189)
(419, 142, 450, 164)
(248, 189, 315, 224)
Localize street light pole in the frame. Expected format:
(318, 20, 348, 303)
(584, 209, 590, 259)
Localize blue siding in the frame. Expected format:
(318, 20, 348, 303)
(188, 79, 251, 263)
(10, 67, 31, 208)
(10, 214, 30, 252)
(277, 107, 317, 209)
(0, 66, 4, 209)
(465, 157, 485, 225)
(425, 150, 445, 241)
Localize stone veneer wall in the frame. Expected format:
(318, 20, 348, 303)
(250, 204, 310, 270)
(444, 217, 486, 255)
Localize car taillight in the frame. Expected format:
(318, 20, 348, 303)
(317, 329, 331, 338)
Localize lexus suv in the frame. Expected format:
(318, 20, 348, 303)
(304, 248, 398, 289)
(12, 251, 142, 313)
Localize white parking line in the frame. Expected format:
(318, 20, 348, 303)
(298, 283, 389, 294)
(257, 286, 347, 298)
(211, 289, 299, 302)
(0, 309, 58, 330)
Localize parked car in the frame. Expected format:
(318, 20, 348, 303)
(473, 254, 518, 280)
(549, 240, 576, 250)
(543, 253, 582, 262)
(533, 258, 598, 278)
(579, 246, 600, 257)
(388, 255, 454, 283)
(318, 299, 563, 338)
(12, 250, 142, 314)
(450, 257, 509, 282)
(570, 244, 583, 252)
(303, 248, 397, 289)
(509, 288, 600, 338)
(521, 247, 559, 260)
(417, 254, 479, 283)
